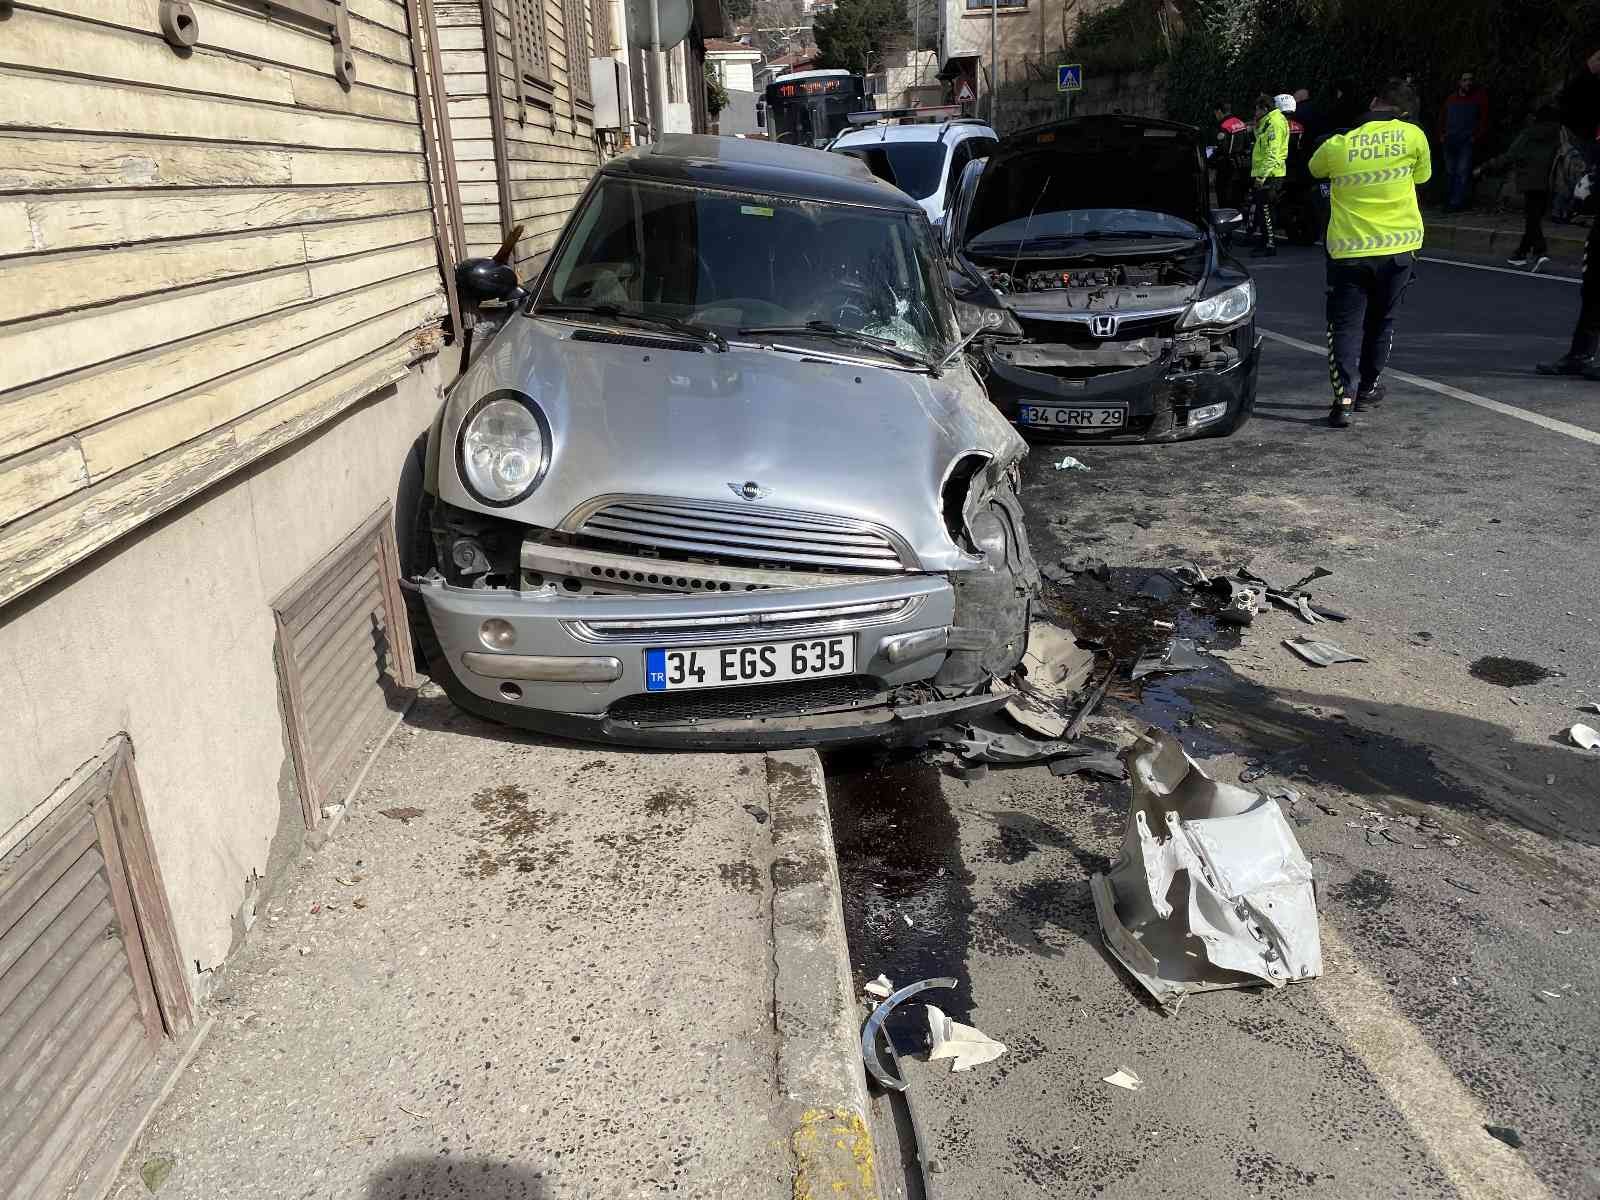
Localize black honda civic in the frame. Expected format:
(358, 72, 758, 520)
(946, 115, 1262, 441)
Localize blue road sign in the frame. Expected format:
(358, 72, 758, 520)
(1057, 63, 1083, 93)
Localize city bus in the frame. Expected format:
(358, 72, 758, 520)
(761, 69, 870, 148)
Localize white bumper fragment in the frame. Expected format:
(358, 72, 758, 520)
(1091, 728, 1323, 1011)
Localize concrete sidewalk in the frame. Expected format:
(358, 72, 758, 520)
(1424, 208, 1589, 264)
(107, 687, 875, 1199)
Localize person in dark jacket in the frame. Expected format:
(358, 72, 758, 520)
(1537, 51, 1600, 377)
(1438, 71, 1490, 209)
(1477, 105, 1563, 269)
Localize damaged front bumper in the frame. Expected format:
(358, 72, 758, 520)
(413, 570, 1013, 748)
(982, 326, 1261, 442)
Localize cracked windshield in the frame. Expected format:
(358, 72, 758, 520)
(542, 178, 955, 361)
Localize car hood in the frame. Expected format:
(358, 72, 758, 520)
(958, 116, 1209, 250)
(434, 316, 1027, 572)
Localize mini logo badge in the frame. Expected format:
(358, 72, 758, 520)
(729, 480, 771, 502)
(1089, 315, 1120, 338)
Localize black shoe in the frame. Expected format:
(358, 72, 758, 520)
(1251, 245, 1278, 258)
(1354, 383, 1385, 411)
(1536, 353, 1595, 376)
(1328, 402, 1352, 428)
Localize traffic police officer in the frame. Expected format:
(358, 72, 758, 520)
(1249, 93, 1292, 256)
(1308, 78, 1432, 428)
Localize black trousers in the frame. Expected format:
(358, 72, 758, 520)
(1570, 219, 1600, 357)
(1518, 189, 1549, 257)
(1325, 253, 1416, 402)
(1251, 178, 1284, 246)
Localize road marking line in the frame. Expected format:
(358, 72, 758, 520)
(1260, 329, 1600, 447)
(1317, 927, 1555, 1200)
(1418, 254, 1579, 283)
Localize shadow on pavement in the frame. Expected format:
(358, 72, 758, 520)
(366, 1155, 549, 1199)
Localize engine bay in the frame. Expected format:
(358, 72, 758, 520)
(983, 260, 1194, 295)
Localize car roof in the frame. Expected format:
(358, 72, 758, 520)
(833, 122, 996, 147)
(599, 134, 926, 213)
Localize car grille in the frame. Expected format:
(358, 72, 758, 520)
(573, 497, 911, 572)
(566, 596, 918, 645)
(608, 676, 883, 724)
(1015, 313, 1180, 347)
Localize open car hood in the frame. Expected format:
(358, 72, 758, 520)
(955, 116, 1209, 252)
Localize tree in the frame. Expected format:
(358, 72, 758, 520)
(705, 63, 730, 115)
(724, 0, 754, 21)
(751, 0, 812, 56)
(813, 0, 909, 74)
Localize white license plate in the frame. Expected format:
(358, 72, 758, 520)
(1018, 405, 1127, 429)
(644, 636, 855, 691)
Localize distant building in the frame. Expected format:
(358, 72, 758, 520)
(937, 0, 1113, 109)
(706, 38, 766, 134)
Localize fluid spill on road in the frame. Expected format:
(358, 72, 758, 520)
(1469, 656, 1562, 687)
(825, 749, 975, 1047)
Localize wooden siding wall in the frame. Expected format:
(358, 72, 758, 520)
(435, 0, 599, 275)
(0, 0, 447, 609)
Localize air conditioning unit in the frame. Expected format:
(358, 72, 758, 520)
(591, 57, 630, 131)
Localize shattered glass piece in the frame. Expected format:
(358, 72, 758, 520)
(1282, 636, 1368, 667)
(926, 1004, 1006, 1072)
(1090, 729, 1323, 1012)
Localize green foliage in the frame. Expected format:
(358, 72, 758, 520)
(813, 0, 909, 73)
(1167, 0, 1593, 152)
(723, 0, 754, 21)
(1067, 0, 1167, 72)
(705, 64, 730, 115)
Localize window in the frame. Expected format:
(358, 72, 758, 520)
(508, 0, 550, 89)
(965, 0, 1026, 8)
(565, 0, 592, 104)
(837, 142, 947, 200)
(943, 141, 973, 208)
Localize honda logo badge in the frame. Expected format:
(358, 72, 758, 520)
(1089, 315, 1120, 338)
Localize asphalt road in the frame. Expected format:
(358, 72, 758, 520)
(828, 245, 1600, 1200)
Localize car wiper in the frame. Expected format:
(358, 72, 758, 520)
(737, 321, 934, 372)
(537, 302, 727, 351)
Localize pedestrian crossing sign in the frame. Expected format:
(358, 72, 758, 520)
(955, 77, 976, 103)
(1057, 63, 1082, 93)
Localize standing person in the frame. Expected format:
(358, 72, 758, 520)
(1536, 49, 1600, 377)
(1475, 104, 1562, 269)
(1250, 93, 1292, 257)
(1438, 71, 1489, 210)
(1308, 78, 1432, 428)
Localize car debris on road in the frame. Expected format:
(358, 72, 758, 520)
(1091, 728, 1323, 1012)
(1283, 636, 1369, 667)
(1567, 723, 1599, 750)
(1102, 1067, 1144, 1091)
(926, 1005, 1007, 1072)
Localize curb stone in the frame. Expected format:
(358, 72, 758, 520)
(765, 749, 880, 1200)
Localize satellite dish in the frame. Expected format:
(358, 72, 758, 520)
(625, 0, 692, 52)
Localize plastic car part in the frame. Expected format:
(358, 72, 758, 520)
(1091, 728, 1323, 1012)
(1282, 636, 1367, 667)
(860, 976, 959, 1092)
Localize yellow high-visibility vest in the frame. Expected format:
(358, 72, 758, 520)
(1309, 114, 1433, 260)
(1251, 110, 1289, 178)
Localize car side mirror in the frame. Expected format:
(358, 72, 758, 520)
(456, 257, 523, 307)
(1211, 208, 1244, 229)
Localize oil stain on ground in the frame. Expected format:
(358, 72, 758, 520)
(1468, 656, 1562, 687)
(825, 748, 975, 1045)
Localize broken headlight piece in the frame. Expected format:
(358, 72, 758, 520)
(1179, 280, 1254, 329)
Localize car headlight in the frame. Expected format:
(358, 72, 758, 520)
(1181, 280, 1255, 329)
(456, 390, 550, 506)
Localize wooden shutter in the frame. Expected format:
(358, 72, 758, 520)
(273, 504, 416, 828)
(0, 742, 189, 1200)
(507, 0, 550, 88)
(566, 0, 592, 105)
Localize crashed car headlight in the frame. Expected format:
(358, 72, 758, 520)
(457, 391, 550, 506)
(1180, 281, 1255, 329)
